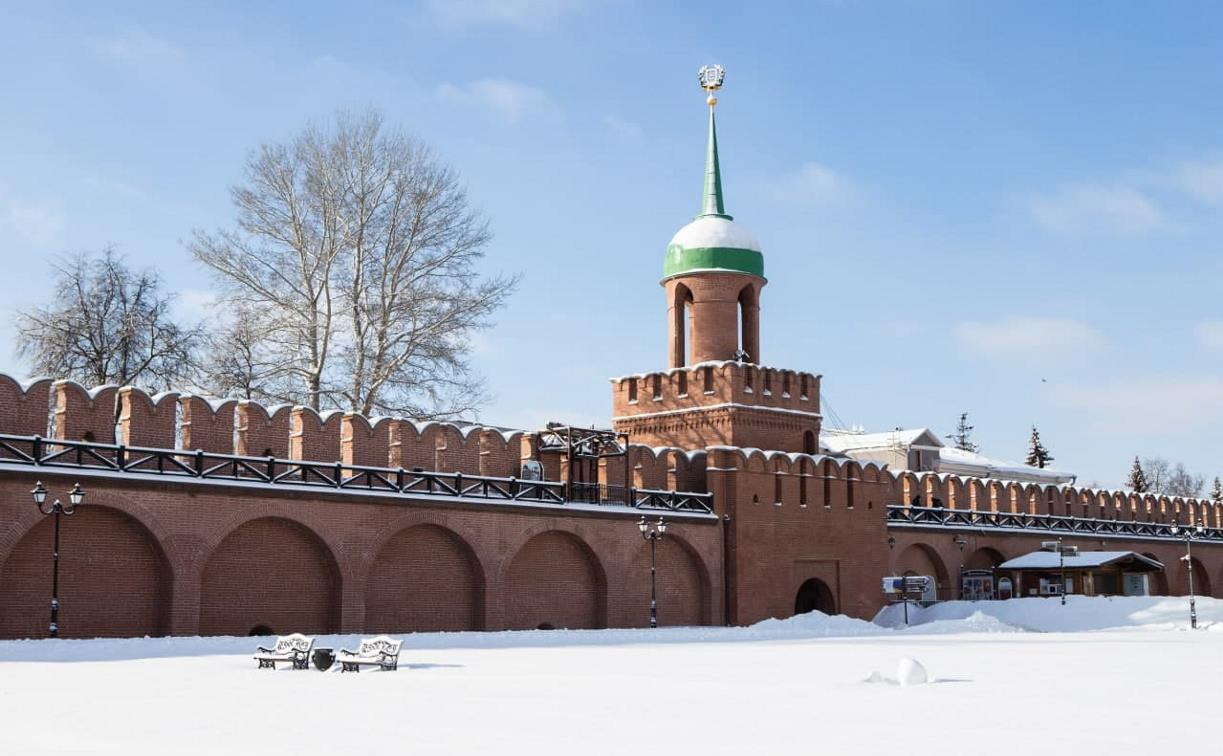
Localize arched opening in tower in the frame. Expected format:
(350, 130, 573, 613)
(794, 578, 836, 616)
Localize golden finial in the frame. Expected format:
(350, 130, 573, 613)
(698, 64, 725, 108)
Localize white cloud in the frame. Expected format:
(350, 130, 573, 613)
(427, 0, 585, 30)
(1050, 375, 1223, 434)
(1169, 154, 1223, 207)
(0, 187, 65, 247)
(955, 316, 1105, 358)
(770, 161, 857, 206)
(437, 79, 552, 122)
(1026, 182, 1167, 236)
(1197, 321, 1223, 353)
(93, 30, 184, 64)
(603, 115, 643, 143)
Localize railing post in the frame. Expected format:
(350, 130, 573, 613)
(629, 486, 637, 508)
(455, 472, 463, 497)
(510, 476, 518, 498)
(334, 462, 343, 488)
(116, 444, 127, 470)
(194, 449, 204, 476)
(32, 435, 42, 465)
(396, 467, 405, 491)
(266, 456, 275, 482)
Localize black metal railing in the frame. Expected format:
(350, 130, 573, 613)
(887, 504, 1223, 543)
(0, 433, 714, 516)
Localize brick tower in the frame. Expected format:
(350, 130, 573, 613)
(663, 64, 765, 368)
(614, 65, 822, 454)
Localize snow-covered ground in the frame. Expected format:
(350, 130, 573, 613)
(0, 596, 1219, 755)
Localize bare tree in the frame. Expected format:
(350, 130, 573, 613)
(192, 109, 516, 417)
(1142, 457, 1170, 494)
(196, 305, 292, 402)
(16, 248, 200, 390)
(1166, 462, 1205, 498)
(1139, 456, 1205, 497)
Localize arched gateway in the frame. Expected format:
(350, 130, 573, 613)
(794, 578, 836, 616)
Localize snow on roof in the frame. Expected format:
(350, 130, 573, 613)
(820, 428, 943, 453)
(938, 446, 1073, 483)
(999, 551, 1164, 571)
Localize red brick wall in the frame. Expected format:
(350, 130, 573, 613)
(341, 414, 392, 469)
(365, 524, 482, 632)
(199, 516, 340, 636)
(625, 536, 707, 626)
(235, 401, 291, 458)
(53, 381, 117, 443)
(0, 505, 170, 639)
(0, 376, 50, 438)
(117, 387, 179, 449)
(504, 530, 606, 630)
(179, 396, 236, 454)
(289, 408, 342, 463)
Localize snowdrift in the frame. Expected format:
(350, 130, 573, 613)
(0, 595, 1216, 663)
(873, 594, 1223, 633)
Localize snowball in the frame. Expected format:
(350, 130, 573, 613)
(896, 657, 928, 686)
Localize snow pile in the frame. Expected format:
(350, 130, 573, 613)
(864, 657, 930, 686)
(874, 595, 1223, 632)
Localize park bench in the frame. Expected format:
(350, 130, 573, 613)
(253, 633, 314, 670)
(336, 635, 403, 672)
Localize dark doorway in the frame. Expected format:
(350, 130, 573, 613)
(803, 430, 817, 455)
(248, 624, 273, 636)
(794, 578, 836, 616)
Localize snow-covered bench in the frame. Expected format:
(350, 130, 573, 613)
(336, 636, 403, 672)
(253, 633, 314, 670)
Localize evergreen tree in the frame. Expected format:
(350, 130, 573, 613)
(1126, 457, 1148, 493)
(1212, 477, 1222, 507)
(1025, 426, 1054, 468)
(945, 412, 978, 453)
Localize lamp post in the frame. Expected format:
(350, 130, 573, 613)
(638, 516, 666, 629)
(1041, 539, 1077, 606)
(1170, 520, 1204, 630)
(953, 534, 967, 600)
(30, 481, 85, 638)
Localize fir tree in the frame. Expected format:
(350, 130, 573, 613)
(1212, 476, 1222, 507)
(1025, 426, 1054, 468)
(1126, 457, 1148, 493)
(945, 412, 978, 453)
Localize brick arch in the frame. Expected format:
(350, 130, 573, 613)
(502, 529, 607, 630)
(965, 546, 1005, 570)
(1175, 556, 1212, 598)
(200, 516, 340, 636)
(364, 523, 485, 632)
(896, 542, 949, 595)
(0, 503, 171, 639)
(626, 533, 710, 627)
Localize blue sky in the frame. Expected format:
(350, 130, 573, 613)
(1, 1, 1220, 488)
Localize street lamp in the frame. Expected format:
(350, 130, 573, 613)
(1170, 520, 1204, 630)
(953, 534, 967, 600)
(1041, 539, 1077, 606)
(31, 481, 85, 638)
(638, 516, 667, 629)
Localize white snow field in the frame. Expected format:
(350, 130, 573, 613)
(0, 596, 1219, 756)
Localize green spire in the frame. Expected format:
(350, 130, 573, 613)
(700, 106, 731, 219)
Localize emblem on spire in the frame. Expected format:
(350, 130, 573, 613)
(698, 64, 725, 107)
(698, 64, 727, 218)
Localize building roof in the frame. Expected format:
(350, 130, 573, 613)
(662, 82, 764, 282)
(820, 428, 943, 454)
(937, 446, 1074, 484)
(999, 551, 1164, 572)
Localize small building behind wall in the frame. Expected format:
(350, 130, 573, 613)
(998, 551, 1164, 598)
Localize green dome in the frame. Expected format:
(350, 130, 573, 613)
(662, 81, 764, 282)
(663, 216, 764, 280)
